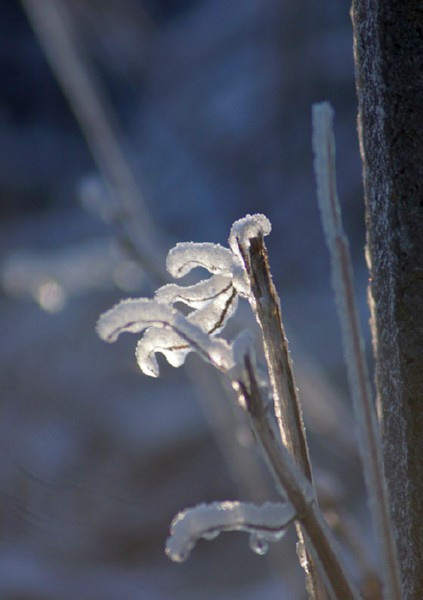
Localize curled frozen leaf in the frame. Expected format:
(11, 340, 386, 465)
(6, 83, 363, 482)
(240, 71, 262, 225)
(166, 500, 295, 562)
(135, 328, 190, 377)
(166, 242, 235, 279)
(133, 278, 238, 376)
(155, 274, 233, 309)
(97, 298, 235, 373)
(96, 214, 275, 378)
(96, 298, 174, 342)
(188, 282, 238, 335)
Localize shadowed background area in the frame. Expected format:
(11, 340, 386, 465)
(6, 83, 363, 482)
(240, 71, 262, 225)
(0, 1, 373, 598)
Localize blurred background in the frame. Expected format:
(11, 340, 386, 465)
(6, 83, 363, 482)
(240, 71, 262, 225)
(0, 1, 374, 598)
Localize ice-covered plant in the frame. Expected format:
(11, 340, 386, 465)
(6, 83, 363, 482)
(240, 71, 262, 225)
(96, 215, 299, 555)
(97, 103, 402, 600)
(97, 213, 362, 599)
(97, 215, 270, 378)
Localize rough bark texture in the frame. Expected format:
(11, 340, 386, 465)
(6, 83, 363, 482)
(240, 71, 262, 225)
(351, 3, 423, 598)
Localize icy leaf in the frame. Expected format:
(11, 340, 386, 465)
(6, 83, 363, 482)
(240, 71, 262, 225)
(155, 274, 233, 309)
(166, 242, 235, 279)
(132, 278, 238, 376)
(155, 274, 238, 336)
(97, 215, 277, 377)
(188, 282, 238, 335)
(96, 298, 234, 374)
(135, 327, 190, 377)
(165, 500, 295, 562)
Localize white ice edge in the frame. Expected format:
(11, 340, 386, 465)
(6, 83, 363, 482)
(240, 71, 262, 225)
(166, 242, 235, 278)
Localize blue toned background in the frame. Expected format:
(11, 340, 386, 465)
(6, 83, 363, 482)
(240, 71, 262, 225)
(0, 1, 371, 598)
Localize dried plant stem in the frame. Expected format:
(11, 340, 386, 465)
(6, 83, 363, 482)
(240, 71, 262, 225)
(312, 102, 402, 600)
(236, 235, 312, 477)
(232, 355, 362, 600)
(21, 0, 167, 284)
(235, 234, 325, 598)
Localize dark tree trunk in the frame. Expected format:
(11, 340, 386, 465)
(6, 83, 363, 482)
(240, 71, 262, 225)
(351, 3, 423, 598)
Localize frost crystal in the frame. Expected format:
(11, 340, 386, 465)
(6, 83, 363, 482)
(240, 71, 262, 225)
(165, 501, 295, 562)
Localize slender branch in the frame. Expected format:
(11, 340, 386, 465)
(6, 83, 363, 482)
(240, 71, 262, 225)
(232, 354, 362, 600)
(237, 235, 312, 478)
(312, 101, 402, 600)
(235, 232, 326, 598)
(21, 0, 167, 285)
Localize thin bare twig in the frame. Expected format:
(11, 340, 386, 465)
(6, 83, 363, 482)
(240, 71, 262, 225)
(312, 101, 402, 600)
(235, 235, 312, 478)
(232, 354, 362, 600)
(235, 233, 326, 598)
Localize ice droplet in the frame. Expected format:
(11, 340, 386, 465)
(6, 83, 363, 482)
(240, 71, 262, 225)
(249, 534, 269, 556)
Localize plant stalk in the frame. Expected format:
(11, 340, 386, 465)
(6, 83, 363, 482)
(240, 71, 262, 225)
(235, 233, 326, 598)
(232, 354, 362, 600)
(312, 101, 402, 600)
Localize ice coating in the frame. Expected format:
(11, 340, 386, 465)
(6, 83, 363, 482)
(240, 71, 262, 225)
(166, 242, 235, 278)
(228, 214, 272, 255)
(96, 297, 234, 373)
(228, 329, 257, 385)
(312, 102, 342, 246)
(96, 298, 176, 343)
(188, 282, 238, 335)
(135, 328, 190, 377)
(134, 277, 238, 376)
(231, 329, 256, 367)
(155, 274, 233, 309)
(166, 500, 295, 562)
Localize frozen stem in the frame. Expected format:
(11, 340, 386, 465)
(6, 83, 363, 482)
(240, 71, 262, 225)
(232, 353, 362, 600)
(233, 229, 312, 478)
(232, 219, 324, 598)
(312, 101, 402, 600)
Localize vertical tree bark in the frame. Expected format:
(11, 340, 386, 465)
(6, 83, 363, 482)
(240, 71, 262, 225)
(351, 3, 423, 598)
